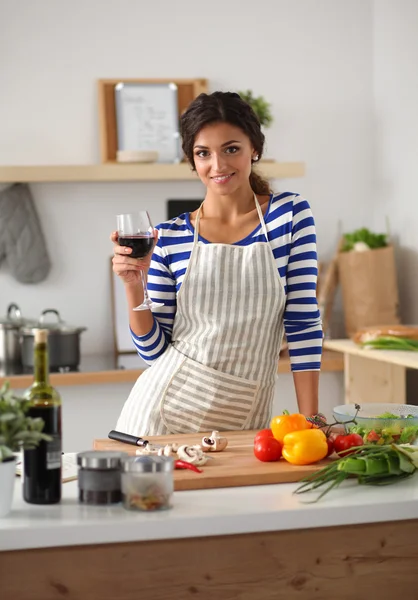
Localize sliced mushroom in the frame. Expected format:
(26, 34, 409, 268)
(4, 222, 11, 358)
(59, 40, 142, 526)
(201, 430, 228, 452)
(176, 444, 208, 466)
(157, 444, 176, 457)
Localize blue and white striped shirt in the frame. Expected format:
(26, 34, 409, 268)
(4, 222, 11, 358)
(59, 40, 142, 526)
(131, 191, 323, 371)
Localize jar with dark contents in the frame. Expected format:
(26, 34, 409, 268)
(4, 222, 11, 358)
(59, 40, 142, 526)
(121, 455, 174, 511)
(77, 451, 128, 505)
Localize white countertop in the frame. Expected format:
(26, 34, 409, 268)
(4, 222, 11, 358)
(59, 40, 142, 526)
(2, 475, 418, 552)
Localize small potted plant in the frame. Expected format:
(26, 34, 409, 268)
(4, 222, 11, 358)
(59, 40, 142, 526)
(0, 381, 51, 517)
(238, 89, 274, 129)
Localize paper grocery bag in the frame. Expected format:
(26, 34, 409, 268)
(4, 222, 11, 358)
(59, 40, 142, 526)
(338, 245, 400, 337)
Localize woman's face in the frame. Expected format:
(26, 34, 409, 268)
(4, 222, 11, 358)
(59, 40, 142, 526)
(192, 122, 256, 195)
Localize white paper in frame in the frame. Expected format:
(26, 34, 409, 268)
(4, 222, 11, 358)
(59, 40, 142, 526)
(114, 82, 181, 163)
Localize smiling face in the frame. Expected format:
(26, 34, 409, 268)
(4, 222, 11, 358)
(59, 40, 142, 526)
(192, 122, 256, 196)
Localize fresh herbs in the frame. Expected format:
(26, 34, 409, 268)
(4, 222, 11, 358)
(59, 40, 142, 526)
(294, 444, 418, 502)
(341, 228, 388, 252)
(0, 381, 51, 462)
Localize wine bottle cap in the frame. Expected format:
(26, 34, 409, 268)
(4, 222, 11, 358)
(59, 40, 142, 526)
(34, 329, 48, 344)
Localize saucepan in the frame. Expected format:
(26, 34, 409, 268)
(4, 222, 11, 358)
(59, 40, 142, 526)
(20, 309, 87, 371)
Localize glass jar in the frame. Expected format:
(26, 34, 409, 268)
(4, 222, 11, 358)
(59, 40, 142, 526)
(77, 451, 128, 505)
(121, 455, 174, 511)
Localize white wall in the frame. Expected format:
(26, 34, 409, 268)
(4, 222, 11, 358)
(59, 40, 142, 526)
(0, 0, 375, 354)
(372, 0, 418, 324)
(1, 1, 380, 450)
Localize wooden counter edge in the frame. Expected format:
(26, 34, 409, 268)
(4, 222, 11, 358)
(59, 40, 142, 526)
(2, 519, 418, 599)
(0, 350, 343, 389)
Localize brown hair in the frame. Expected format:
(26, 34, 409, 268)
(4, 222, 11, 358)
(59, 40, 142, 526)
(180, 91, 271, 196)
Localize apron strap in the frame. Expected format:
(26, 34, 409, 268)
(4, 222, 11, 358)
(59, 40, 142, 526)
(254, 194, 270, 242)
(193, 193, 269, 245)
(194, 203, 203, 245)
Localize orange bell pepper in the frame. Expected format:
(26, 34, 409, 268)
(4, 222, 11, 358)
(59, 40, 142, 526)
(270, 410, 312, 443)
(282, 429, 328, 465)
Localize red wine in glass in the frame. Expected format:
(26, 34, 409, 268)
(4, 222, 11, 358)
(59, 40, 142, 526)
(116, 211, 164, 311)
(118, 234, 154, 259)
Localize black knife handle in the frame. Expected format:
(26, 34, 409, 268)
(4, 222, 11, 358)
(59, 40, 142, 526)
(108, 430, 148, 446)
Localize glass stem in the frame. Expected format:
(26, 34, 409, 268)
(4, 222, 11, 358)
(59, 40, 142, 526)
(140, 269, 151, 304)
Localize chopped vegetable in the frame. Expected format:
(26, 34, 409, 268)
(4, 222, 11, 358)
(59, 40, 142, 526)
(294, 444, 418, 502)
(375, 411, 414, 419)
(350, 422, 418, 446)
(282, 429, 328, 466)
(270, 410, 311, 444)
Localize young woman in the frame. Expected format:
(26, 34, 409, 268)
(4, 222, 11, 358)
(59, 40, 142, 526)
(111, 91, 323, 436)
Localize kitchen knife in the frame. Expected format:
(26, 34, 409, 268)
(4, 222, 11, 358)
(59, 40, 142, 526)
(108, 430, 163, 448)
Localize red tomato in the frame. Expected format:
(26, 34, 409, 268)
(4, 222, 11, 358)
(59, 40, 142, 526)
(326, 437, 335, 457)
(254, 429, 274, 444)
(333, 433, 363, 456)
(254, 437, 282, 462)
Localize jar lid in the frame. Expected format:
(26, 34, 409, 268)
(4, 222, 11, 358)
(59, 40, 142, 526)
(121, 455, 174, 473)
(77, 451, 128, 469)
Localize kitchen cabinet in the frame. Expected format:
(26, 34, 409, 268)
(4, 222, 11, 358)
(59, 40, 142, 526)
(1, 473, 418, 598)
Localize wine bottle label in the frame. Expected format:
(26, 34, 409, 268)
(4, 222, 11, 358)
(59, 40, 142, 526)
(46, 435, 62, 470)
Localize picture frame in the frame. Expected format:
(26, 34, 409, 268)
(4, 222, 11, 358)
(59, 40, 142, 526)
(114, 82, 181, 164)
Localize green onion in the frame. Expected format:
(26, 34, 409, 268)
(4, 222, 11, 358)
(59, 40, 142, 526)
(361, 336, 418, 352)
(294, 444, 418, 502)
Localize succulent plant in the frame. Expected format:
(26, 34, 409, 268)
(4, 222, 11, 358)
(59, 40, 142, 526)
(0, 381, 51, 462)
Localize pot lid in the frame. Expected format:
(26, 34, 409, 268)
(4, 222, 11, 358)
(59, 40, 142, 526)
(20, 309, 87, 335)
(0, 303, 37, 330)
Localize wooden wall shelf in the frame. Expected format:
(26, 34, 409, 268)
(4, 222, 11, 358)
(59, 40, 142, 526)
(0, 162, 305, 183)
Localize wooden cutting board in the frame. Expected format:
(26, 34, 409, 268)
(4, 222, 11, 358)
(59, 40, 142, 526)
(93, 430, 332, 492)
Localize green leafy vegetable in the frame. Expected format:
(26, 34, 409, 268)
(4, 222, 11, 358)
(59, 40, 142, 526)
(341, 228, 388, 252)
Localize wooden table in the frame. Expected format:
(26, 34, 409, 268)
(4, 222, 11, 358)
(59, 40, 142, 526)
(324, 339, 418, 404)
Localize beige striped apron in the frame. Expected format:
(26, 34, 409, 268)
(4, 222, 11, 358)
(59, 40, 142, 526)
(116, 195, 286, 436)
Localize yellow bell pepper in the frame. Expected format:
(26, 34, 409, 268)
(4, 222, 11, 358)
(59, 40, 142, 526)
(270, 411, 311, 444)
(282, 429, 328, 465)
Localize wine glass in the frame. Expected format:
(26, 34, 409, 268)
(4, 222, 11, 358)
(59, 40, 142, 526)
(116, 211, 164, 312)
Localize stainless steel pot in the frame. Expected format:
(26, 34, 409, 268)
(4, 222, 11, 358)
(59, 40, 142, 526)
(0, 303, 36, 366)
(20, 309, 87, 372)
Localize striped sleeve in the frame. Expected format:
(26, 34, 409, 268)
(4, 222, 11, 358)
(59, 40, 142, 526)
(129, 227, 178, 365)
(282, 196, 323, 371)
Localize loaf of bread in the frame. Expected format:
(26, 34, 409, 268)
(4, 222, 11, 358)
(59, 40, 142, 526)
(353, 324, 418, 344)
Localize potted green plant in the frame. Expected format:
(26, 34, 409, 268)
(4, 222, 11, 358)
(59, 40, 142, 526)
(238, 90, 274, 128)
(0, 381, 51, 516)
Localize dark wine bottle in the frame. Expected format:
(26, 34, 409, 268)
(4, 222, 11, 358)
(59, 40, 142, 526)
(23, 329, 62, 504)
